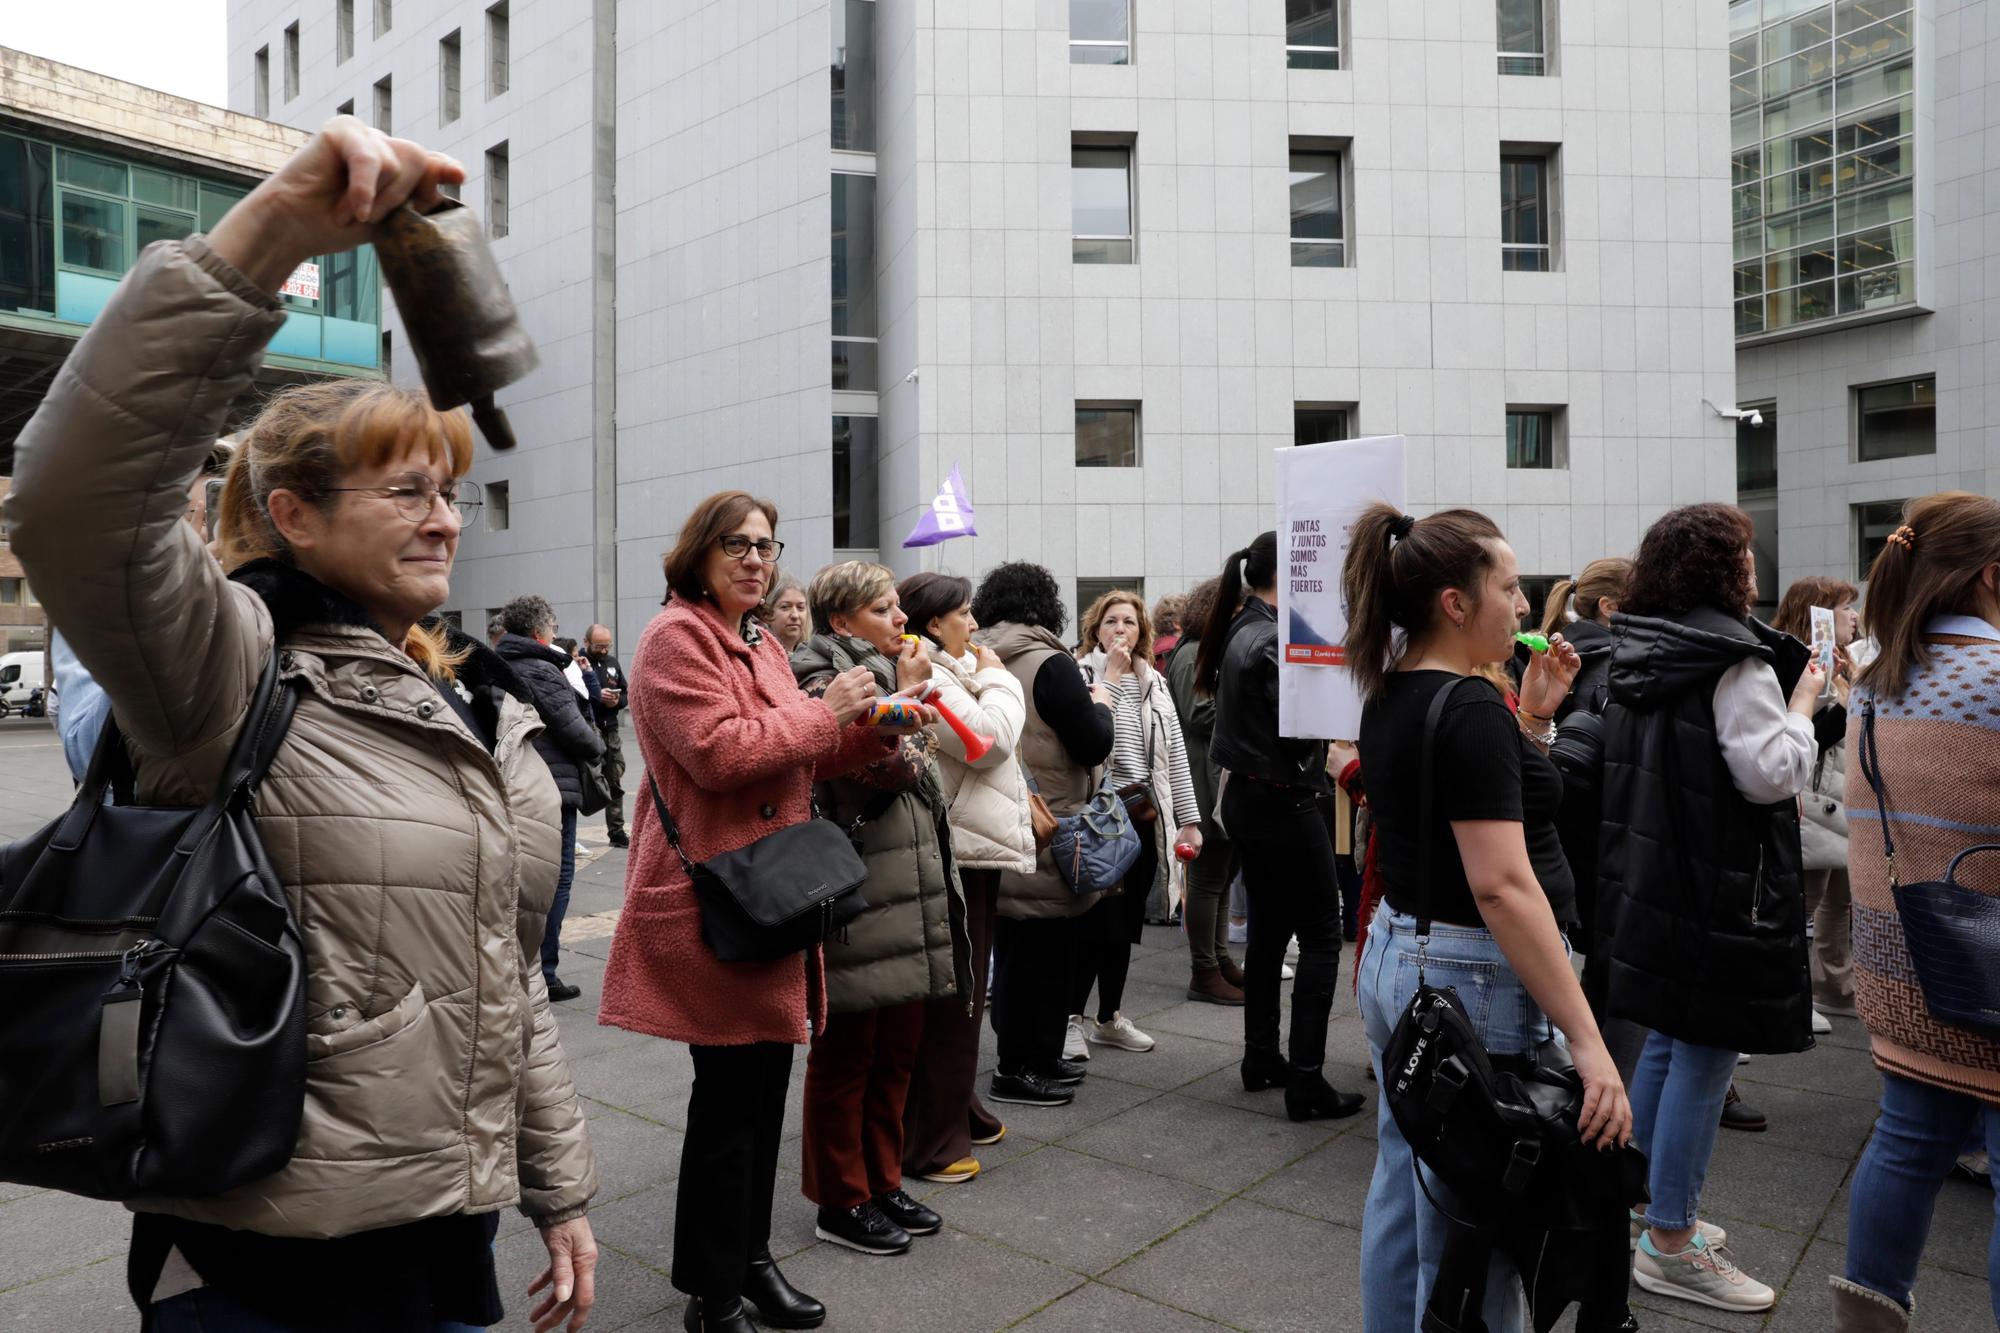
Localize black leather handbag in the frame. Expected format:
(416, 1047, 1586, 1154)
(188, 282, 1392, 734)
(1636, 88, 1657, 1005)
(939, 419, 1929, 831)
(0, 649, 307, 1201)
(648, 776, 868, 962)
(1857, 702, 2000, 1041)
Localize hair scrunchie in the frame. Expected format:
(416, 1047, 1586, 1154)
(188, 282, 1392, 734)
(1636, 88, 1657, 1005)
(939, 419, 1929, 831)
(1387, 513, 1417, 544)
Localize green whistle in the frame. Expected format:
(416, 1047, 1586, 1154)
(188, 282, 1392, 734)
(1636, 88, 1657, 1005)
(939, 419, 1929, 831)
(1514, 631, 1550, 653)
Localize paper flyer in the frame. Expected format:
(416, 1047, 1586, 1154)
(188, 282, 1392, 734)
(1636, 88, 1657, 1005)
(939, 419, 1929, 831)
(1275, 435, 1408, 741)
(1810, 605, 1837, 690)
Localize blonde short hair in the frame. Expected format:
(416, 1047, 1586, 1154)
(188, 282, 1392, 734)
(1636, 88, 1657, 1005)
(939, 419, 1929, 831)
(807, 560, 897, 637)
(1079, 589, 1154, 664)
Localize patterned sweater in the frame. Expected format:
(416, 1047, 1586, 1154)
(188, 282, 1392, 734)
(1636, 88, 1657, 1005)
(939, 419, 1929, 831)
(1847, 617, 2000, 1104)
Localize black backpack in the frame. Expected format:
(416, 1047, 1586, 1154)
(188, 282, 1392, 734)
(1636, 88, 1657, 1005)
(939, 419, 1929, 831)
(0, 649, 306, 1200)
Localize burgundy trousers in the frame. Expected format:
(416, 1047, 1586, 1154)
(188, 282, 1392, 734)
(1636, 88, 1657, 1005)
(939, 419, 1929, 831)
(800, 999, 926, 1209)
(902, 868, 1002, 1176)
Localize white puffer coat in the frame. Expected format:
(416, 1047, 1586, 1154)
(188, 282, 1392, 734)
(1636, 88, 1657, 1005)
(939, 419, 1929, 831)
(929, 647, 1036, 873)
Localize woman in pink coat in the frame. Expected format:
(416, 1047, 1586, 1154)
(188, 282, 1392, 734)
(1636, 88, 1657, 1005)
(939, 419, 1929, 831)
(599, 490, 922, 1333)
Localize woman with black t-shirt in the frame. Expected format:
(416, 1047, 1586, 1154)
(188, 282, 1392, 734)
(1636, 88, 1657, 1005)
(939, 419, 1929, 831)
(1343, 504, 1632, 1333)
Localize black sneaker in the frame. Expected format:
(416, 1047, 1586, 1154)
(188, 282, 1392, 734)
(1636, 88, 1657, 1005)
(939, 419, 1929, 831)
(1037, 1058, 1087, 1086)
(545, 975, 582, 1003)
(1718, 1082, 1767, 1132)
(608, 831, 630, 849)
(988, 1070, 1075, 1107)
(813, 1201, 911, 1256)
(873, 1188, 942, 1236)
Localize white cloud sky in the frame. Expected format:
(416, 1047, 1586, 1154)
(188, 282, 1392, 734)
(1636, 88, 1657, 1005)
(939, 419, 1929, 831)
(6, 0, 229, 107)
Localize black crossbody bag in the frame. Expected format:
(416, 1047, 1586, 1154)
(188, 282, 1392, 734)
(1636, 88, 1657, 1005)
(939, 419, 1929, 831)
(648, 777, 869, 963)
(0, 649, 307, 1200)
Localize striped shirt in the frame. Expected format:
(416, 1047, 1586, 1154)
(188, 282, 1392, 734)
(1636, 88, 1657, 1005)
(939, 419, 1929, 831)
(1083, 652, 1201, 829)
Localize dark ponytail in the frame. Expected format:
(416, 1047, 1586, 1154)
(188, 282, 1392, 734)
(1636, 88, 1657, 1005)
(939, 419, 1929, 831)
(1340, 504, 1506, 700)
(1193, 531, 1277, 697)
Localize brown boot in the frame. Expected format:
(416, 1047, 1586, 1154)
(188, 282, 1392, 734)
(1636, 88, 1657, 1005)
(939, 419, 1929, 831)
(1829, 1276, 1911, 1332)
(1188, 966, 1246, 1006)
(1217, 955, 1246, 989)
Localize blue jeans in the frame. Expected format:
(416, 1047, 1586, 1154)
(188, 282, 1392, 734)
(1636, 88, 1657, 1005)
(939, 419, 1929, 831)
(1628, 1030, 1738, 1231)
(541, 804, 578, 980)
(1846, 1071, 2000, 1318)
(1359, 906, 1552, 1333)
(149, 1286, 484, 1331)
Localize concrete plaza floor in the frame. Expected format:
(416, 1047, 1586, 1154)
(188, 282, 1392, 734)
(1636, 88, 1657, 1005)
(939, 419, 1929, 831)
(1, 714, 1992, 1331)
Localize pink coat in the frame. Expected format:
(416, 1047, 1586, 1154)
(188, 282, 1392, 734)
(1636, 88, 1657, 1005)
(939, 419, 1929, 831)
(598, 597, 893, 1046)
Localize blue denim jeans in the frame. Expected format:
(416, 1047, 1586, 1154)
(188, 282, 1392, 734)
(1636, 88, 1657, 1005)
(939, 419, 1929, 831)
(1846, 1071, 2000, 1319)
(1628, 1029, 1738, 1231)
(540, 804, 578, 981)
(149, 1286, 484, 1331)
(1359, 906, 1553, 1333)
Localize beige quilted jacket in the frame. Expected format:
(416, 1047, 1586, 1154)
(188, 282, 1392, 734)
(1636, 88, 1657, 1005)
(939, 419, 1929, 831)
(2, 237, 596, 1239)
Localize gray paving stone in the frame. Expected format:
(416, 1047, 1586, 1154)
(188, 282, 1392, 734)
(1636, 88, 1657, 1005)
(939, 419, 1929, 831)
(1107, 1197, 1366, 1332)
(1700, 1134, 1852, 1237)
(1244, 1130, 1378, 1230)
(583, 1105, 685, 1204)
(1145, 996, 1252, 1044)
(585, 1180, 677, 1277)
(985, 1071, 1162, 1145)
(771, 1226, 1084, 1332)
(1078, 1029, 1243, 1092)
(1735, 1043, 1887, 1102)
(1013, 1279, 1233, 1329)
(1766, 1235, 1996, 1332)
(1822, 1170, 1993, 1280)
(0, 1190, 126, 1290)
(1709, 1077, 1879, 1161)
(1061, 1094, 1344, 1194)
(568, 1038, 697, 1113)
(0, 1255, 133, 1328)
(940, 1143, 1226, 1276)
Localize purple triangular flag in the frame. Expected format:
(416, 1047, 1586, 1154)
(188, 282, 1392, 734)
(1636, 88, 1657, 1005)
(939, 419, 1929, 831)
(902, 463, 978, 548)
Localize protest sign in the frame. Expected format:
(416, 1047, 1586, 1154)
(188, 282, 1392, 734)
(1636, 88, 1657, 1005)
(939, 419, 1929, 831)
(1275, 435, 1407, 740)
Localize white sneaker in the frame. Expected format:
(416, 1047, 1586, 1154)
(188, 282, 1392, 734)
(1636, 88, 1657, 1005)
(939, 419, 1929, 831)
(1633, 1232, 1773, 1312)
(1063, 1015, 1089, 1062)
(1284, 936, 1300, 965)
(1812, 1008, 1833, 1035)
(1280, 963, 1297, 980)
(1737, 1053, 1751, 1066)
(1628, 1211, 1727, 1252)
(1085, 1011, 1156, 1052)
(1226, 920, 1248, 944)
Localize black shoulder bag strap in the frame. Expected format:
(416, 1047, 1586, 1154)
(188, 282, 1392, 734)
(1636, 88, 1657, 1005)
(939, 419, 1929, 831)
(1412, 676, 1470, 964)
(1855, 699, 1899, 891)
(648, 775, 702, 880)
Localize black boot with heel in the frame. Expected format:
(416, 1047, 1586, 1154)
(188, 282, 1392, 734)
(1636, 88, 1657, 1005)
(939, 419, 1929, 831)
(742, 1250, 826, 1329)
(1284, 1068, 1365, 1122)
(1241, 1048, 1290, 1092)
(684, 1295, 756, 1333)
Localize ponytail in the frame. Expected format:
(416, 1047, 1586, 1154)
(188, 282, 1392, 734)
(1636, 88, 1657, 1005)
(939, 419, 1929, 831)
(1193, 531, 1277, 697)
(1339, 504, 1506, 700)
(1541, 556, 1633, 639)
(1537, 578, 1578, 640)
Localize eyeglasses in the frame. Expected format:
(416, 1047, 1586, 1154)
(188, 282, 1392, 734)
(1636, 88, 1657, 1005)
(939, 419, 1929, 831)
(717, 534, 785, 562)
(322, 473, 484, 525)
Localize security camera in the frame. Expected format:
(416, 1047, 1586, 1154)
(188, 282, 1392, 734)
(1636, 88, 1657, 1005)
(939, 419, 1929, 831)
(1702, 398, 1764, 427)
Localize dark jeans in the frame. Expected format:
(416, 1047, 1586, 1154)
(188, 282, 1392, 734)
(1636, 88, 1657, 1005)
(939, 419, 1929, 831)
(992, 913, 1079, 1077)
(904, 868, 1001, 1174)
(674, 1041, 794, 1300)
(1184, 833, 1235, 971)
(540, 804, 578, 981)
(1071, 837, 1158, 1022)
(598, 720, 626, 839)
(148, 1288, 482, 1331)
(1222, 780, 1342, 1073)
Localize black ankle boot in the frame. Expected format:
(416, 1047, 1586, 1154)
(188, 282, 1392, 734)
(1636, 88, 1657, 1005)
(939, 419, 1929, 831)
(1241, 1048, 1289, 1092)
(1284, 1069, 1365, 1122)
(743, 1250, 826, 1329)
(684, 1295, 757, 1333)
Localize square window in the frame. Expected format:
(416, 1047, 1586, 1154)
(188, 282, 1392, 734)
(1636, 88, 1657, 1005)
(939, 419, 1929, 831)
(1070, 0, 1131, 64)
(1289, 149, 1345, 267)
(1286, 0, 1339, 69)
(1076, 404, 1139, 467)
(1072, 144, 1133, 264)
(1505, 407, 1564, 469)
(1501, 152, 1554, 271)
(1498, 0, 1548, 74)
(1854, 499, 1909, 582)
(1294, 404, 1352, 445)
(60, 193, 126, 274)
(1855, 376, 1934, 461)
(833, 415, 880, 550)
(1077, 577, 1144, 621)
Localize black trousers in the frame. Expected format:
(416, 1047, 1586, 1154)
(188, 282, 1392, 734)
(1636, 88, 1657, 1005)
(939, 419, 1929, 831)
(673, 1041, 794, 1300)
(1221, 781, 1342, 1073)
(598, 719, 627, 839)
(1070, 835, 1158, 1021)
(992, 914, 1079, 1077)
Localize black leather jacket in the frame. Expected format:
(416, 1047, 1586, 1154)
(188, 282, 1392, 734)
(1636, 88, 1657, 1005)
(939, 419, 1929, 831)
(1208, 598, 1329, 791)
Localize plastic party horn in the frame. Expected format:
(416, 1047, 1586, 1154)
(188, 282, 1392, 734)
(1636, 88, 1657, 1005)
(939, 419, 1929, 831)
(913, 680, 993, 763)
(864, 698, 926, 727)
(1514, 631, 1550, 653)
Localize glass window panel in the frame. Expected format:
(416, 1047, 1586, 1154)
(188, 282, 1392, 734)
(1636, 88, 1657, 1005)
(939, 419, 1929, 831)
(1073, 238, 1134, 263)
(324, 244, 381, 325)
(1506, 411, 1556, 469)
(1076, 406, 1139, 467)
(0, 134, 57, 314)
(1765, 124, 1834, 174)
(135, 206, 195, 253)
(1734, 182, 1765, 223)
(1835, 0, 1909, 34)
(1763, 5, 1833, 61)
(832, 0, 876, 152)
(1838, 219, 1912, 272)
(1835, 56, 1913, 113)
(1738, 408, 1778, 492)
(1839, 141, 1912, 192)
(1764, 159, 1836, 212)
(59, 192, 124, 272)
(1732, 107, 1763, 150)
(1764, 83, 1833, 137)
(130, 168, 197, 211)
(833, 415, 880, 549)
(1732, 145, 1762, 187)
(1286, 0, 1339, 67)
(440, 31, 462, 124)
(1072, 44, 1130, 64)
(1834, 14, 1912, 73)
(1734, 219, 1764, 262)
(1071, 0, 1128, 42)
(1737, 297, 1767, 336)
(1839, 181, 1912, 232)
(831, 172, 877, 337)
(1294, 406, 1350, 446)
(1289, 150, 1343, 261)
(1731, 0, 1762, 42)
(1764, 241, 1837, 290)
(1767, 277, 1836, 325)
(1498, 0, 1544, 55)
(1839, 261, 1913, 314)
(1856, 378, 1934, 460)
(58, 150, 125, 197)
(1836, 91, 1910, 151)
(1854, 499, 1908, 579)
(1072, 146, 1132, 255)
(1735, 260, 1764, 299)
(831, 338, 879, 392)
(199, 183, 247, 233)
(1766, 202, 1834, 250)
(1764, 44, 1836, 98)
(1500, 155, 1548, 249)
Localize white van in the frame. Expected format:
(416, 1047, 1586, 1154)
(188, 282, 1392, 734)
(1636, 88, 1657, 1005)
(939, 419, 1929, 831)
(0, 652, 46, 708)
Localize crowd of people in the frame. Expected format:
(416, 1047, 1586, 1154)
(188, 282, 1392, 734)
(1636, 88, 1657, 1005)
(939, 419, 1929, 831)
(7, 115, 2000, 1333)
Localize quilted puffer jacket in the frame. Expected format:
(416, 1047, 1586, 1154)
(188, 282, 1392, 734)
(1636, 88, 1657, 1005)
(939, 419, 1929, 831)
(1, 236, 596, 1239)
(494, 633, 604, 809)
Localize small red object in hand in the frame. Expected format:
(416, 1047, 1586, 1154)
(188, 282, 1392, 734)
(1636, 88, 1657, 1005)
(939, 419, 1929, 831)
(1174, 842, 1198, 862)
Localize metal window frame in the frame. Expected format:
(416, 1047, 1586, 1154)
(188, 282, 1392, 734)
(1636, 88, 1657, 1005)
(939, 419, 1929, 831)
(253, 46, 270, 117)
(373, 75, 394, 135)
(1852, 374, 1937, 462)
(485, 142, 509, 239)
(487, 1, 511, 97)
(1287, 146, 1347, 268)
(283, 23, 300, 102)
(1504, 406, 1565, 469)
(1071, 143, 1135, 262)
(1075, 401, 1141, 468)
